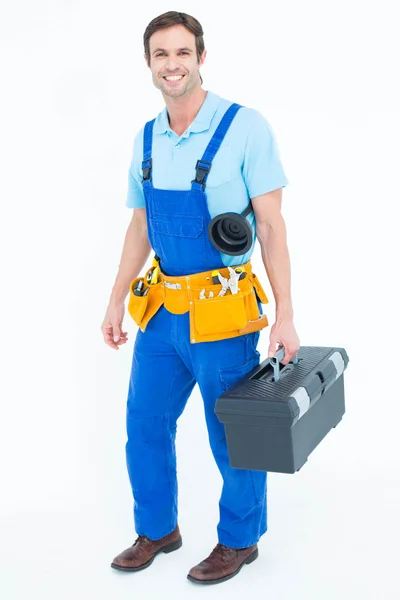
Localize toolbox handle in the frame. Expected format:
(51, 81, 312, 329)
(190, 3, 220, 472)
(269, 347, 299, 382)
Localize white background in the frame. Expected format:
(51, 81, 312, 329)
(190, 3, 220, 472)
(1, 0, 399, 598)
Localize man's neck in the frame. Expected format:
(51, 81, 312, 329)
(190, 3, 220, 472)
(163, 87, 208, 136)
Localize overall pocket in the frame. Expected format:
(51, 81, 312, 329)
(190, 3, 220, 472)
(219, 355, 261, 393)
(149, 212, 207, 273)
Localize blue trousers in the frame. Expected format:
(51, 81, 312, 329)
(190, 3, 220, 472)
(125, 305, 268, 548)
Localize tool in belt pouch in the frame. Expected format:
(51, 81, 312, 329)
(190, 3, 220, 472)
(128, 255, 270, 341)
(127, 256, 165, 331)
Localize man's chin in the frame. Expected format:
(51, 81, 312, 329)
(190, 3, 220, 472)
(161, 84, 188, 97)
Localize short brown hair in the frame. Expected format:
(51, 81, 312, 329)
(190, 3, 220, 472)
(143, 11, 205, 83)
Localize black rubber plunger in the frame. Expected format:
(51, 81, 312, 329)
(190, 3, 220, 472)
(208, 201, 253, 256)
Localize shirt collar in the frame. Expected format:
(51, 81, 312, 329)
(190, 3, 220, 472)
(153, 90, 221, 137)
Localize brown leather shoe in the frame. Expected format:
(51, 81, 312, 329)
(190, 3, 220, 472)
(111, 525, 182, 572)
(187, 542, 258, 585)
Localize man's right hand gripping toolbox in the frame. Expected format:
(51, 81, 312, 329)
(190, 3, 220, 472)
(214, 346, 349, 474)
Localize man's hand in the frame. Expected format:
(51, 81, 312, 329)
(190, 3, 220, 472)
(101, 300, 129, 350)
(268, 317, 300, 365)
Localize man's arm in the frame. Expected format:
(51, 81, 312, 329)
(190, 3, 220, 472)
(110, 208, 152, 303)
(252, 187, 293, 320)
(252, 187, 299, 363)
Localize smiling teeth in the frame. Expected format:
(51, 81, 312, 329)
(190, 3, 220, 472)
(165, 75, 183, 81)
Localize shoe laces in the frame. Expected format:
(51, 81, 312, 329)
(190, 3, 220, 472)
(133, 534, 149, 546)
(213, 543, 236, 560)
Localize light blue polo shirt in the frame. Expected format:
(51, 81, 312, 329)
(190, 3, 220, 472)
(125, 90, 289, 267)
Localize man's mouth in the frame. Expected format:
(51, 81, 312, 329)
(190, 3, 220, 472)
(163, 74, 185, 82)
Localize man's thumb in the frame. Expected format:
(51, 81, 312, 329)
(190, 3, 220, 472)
(113, 325, 121, 342)
(268, 343, 276, 358)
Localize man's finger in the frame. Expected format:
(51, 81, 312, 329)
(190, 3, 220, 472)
(112, 323, 121, 342)
(268, 341, 277, 358)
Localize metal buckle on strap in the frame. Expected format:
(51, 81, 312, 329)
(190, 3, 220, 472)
(191, 159, 212, 188)
(142, 158, 152, 182)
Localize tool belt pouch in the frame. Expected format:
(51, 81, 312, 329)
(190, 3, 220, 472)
(188, 276, 269, 343)
(127, 272, 165, 331)
(251, 272, 269, 304)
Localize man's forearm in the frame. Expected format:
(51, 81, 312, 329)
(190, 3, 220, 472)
(110, 218, 151, 303)
(257, 218, 294, 320)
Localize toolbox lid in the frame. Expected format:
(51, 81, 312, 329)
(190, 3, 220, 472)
(215, 346, 349, 425)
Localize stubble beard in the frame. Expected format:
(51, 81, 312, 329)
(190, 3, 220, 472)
(154, 70, 202, 98)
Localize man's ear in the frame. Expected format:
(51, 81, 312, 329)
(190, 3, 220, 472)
(144, 54, 150, 69)
(199, 49, 207, 67)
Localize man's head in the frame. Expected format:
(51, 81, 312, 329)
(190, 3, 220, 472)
(143, 11, 206, 98)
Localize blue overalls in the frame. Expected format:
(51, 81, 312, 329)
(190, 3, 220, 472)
(125, 103, 268, 549)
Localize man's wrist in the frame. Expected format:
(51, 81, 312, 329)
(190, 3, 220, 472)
(275, 301, 293, 321)
(110, 286, 129, 304)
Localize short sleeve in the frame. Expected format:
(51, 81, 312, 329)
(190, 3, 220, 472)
(125, 127, 146, 209)
(242, 110, 289, 199)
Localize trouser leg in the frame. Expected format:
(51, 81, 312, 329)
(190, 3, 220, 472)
(192, 330, 268, 548)
(125, 307, 196, 540)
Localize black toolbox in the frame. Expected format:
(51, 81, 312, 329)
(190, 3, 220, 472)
(214, 346, 349, 474)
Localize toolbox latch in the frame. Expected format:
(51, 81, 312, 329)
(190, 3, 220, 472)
(304, 355, 341, 405)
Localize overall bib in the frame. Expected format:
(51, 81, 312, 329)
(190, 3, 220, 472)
(125, 103, 268, 549)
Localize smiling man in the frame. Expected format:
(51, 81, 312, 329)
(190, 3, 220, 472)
(102, 10, 300, 585)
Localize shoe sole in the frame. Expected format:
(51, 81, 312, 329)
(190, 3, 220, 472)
(110, 536, 183, 572)
(187, 547, 258, 585)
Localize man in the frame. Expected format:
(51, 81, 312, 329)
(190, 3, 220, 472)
(101, 10, 300, 585)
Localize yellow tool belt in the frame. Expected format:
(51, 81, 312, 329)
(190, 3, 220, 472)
(127, 258, 269, 343)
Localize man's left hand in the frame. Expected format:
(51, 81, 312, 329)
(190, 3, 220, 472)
(268, 318, 300, 366)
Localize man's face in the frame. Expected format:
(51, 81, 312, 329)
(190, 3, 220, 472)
(147, 25, 206, 97)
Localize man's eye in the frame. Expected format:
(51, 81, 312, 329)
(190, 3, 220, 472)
(155, 51, 188, 57)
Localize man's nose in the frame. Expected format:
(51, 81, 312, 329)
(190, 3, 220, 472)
(164, 56, 180, 71)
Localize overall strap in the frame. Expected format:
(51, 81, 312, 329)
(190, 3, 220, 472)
(141, 118, 156, 186)
(191, 103, 242, 190)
